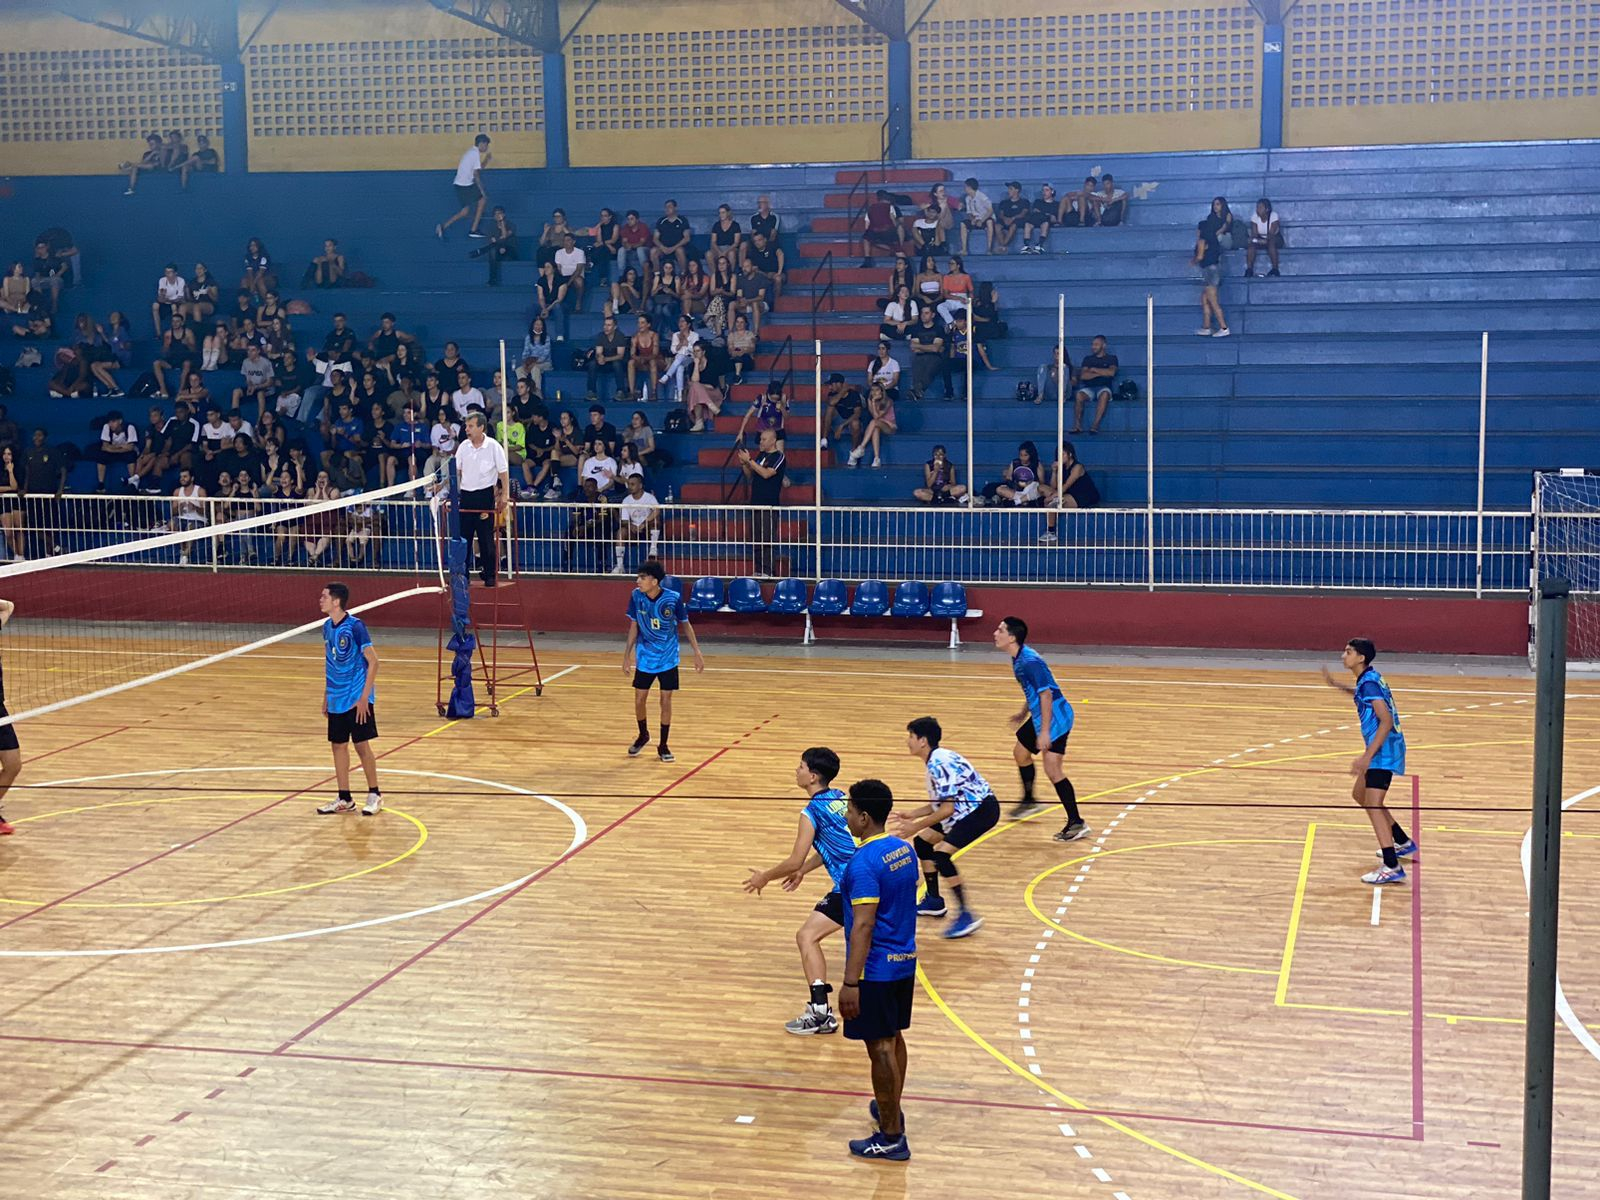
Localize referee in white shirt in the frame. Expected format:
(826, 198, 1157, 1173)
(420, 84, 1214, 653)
(454, 412, 510, 586)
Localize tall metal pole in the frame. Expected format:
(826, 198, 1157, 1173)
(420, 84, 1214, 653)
(1145, 293, 1156, 591)
(1055, 294, 1065, 512)
(498, 338, 514, 581)
(813, 339, 824, 582)
(1523, 577, 1569, 1200)
(1476, 330, 1489, 598)
(965, 302, 974, 525)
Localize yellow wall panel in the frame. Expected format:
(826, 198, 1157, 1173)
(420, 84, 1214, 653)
(567, 0, 886, 166)
(242, 0, 545, 172)
(911, 0, 1259, 158)
(0, 9, 222, 177)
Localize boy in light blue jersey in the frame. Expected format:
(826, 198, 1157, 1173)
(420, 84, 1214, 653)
(995, 616, 1089, 841)
(742, 747, 858, 1035)
(893, 716, 1000, 940)
(314, 582, 382, 816)
(622, 559, 704, 763)
(1323, 637, 1415, 885)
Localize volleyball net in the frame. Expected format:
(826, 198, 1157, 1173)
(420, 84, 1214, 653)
(0, 472, 448, 728)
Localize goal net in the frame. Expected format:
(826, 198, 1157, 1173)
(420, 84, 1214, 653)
(0, 473, 447, 727)
(1533, 470, 1600, 671)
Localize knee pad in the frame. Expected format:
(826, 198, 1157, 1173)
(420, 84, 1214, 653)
(932, 850, 958, 879)
(914, 836, 937, 863)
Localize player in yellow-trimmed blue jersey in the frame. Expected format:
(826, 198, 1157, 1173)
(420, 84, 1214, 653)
(742, 747, 858, 1035)
(1322, 637, 1415, 885)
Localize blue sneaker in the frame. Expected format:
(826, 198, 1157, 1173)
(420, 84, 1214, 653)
(1386, 840, 1418, 859)
(944, 911, 984, 939)
(916, 895, 948, 918)
(849, 1130, 910, 1161)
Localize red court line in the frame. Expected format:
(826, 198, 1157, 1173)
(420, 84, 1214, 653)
(0, 1031, 1415, 1142)
(0, 730, 429, 933)
(27, 726, 131, 764)
(275, 720, 774, 1051)
(1411, 773, 1425, 1141)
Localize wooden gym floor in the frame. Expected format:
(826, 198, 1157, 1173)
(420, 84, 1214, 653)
(0, 634, 1597, 1199)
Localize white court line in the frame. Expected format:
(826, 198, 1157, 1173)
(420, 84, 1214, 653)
(0, 766, 587, 958)
(1370, 889, 1383, 926)
(1520, 783, 1600, 1065)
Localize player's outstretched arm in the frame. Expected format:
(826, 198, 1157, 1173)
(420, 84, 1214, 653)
(781, 850, 825, 891)
(0, 599, 14, 630)
(1321, 666, 1354, 695)
(743, 815, 817, 894)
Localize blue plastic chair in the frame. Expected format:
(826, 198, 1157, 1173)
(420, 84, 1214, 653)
(688, 577, 725, 613)
(930, 581, 969, 617)
(726, 577, 768, 613)
(769, 578, 809, 614)
(809, 579, 848, 616)
(851, 580, 891, 617)
(663, 574, 686, 600)
(891, 580, 931, 617)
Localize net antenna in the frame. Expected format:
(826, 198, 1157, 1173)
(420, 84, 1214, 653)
(0, 472, 447, 728)
(1530, 469, 1600, 671)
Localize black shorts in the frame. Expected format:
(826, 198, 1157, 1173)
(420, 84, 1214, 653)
(454, 183, 483, 208)
(845, 975, 915, 1042)
(1364, 768, 1394, 792)
(327, 706, 378, 745)
(813, 890, 844, 926)
(633, 666, 680, 692)
(941, 795, 1000, 849)
(1016, 723, 1069, 757)
(0, 704, 18, 753)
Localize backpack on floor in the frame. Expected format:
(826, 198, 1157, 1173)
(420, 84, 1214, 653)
(664, 407, 690, 434)
(1015, 380, 1038, 404)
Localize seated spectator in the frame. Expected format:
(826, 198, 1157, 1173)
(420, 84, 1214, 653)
(1201, 197, 1237, 251)
(587, 207, 620, 284)
(867, 341, 900, 394)
(300, 473, 341, 566)
(478, 206, 518, 286)
(0, 445, 20, 559)
(161, 129, 188, 173)
(227, 429, 265, 484)
(89, 410, 139, 491)
(153, 316, 199, 399)
(661, 315, 700, 402)
(0, 406, 20, 454)
(993, 182, 1029, 253)
(906, 307, 946, 399)
(913, 253, 944, 307)
(227, 317, 266, 360)
(737, 378, 788, 448)
(749, 195, 781, 254)
(1059, 175, 1097, 228)
(150, 263, 187, 335)
(683, 343, 721, 432)
(232, 344, 276, 414)
(9, 302, 53, 341)
(822, 373, 864, 451)
(321, 398, 367, 483)
(1034, 341, 1075, 405)
(304, 238, 346, 288)
(1039, 442, 1101, 542)
(707, 203, 743, 271)
(179, 263, 219, 327)
(47, 313, 105, 398)
(170, 469, 209, 564)
(104, 310, 134, 372)
(314, 369, 358, 437)
(881, 253, 914, 310)
(860, 189, 906, 269)
(535, 259, 571, 340)
(879, 285, 919, 342)
(731, 260, 767, 337)
(520, 316, 553, 391)
(451, 368, 484, 423)
(382, 402, 429, 486)
(563, 477, 616, 569)
(555, 233, 588, 309)
(433, 340, 468, 381)
(618, 209, 652, 279)
(745, 231, 784, 302)
(912, 443, 967, 505)
(1022, 185, 1057, 254)
(1090, 174, 1128, 227)
(366, 312, 415, 371)
(535, 207, 573, 267)
(241, 238, 276, 298)
(960, 177, 995, 255)
(627, 315, 662, 400)
(588, 314, 629, 401)
(981, 441, 1044, 506)
(970, 281, 1003, 370)
(579, 436, 619, 497)
(387, 341, 425, 390)
(623, 409, 658, 467)
(609, 265, 644, 319)
(936, 255, 973, 324)
(726, 313, 757, 381)
(651, 200, 692, 272)
(176, 133, 220, 189)
(610, 472, 661, 573)
(1193, 221, 1230, 338)
(156, 401, 199, 477)
(584, 403, 620, 458)
(0, 263, 29, 315)
(522, 409, 558, 498)
(845, 384, 896, 469)
(912, 204, 947, 253)
(1246, 198, 1283, 277)
(553, 409, 582, 473)
(119, 133, 165, 195)
(1072, 335, 1119, 434)
(679, 258, 711, 322)
(257, 290, 285, 326)
(646, 260, 681, 331)
(273, 349, 314, 421)
(616, 442, 646, 489)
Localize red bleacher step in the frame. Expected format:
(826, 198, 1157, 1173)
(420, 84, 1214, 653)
(786, 262, 896, 283)
(696, 446, 829, 468)
(775, 294, 881, 313)
(679, 482, 815, 505)
(713, 414, 815, 434)
(753, 351, 864, 372)
(766, 320, 882, 341)
(832, 167, 951, 186)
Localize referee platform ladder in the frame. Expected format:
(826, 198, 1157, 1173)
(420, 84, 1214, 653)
(435, 518, 545, 717)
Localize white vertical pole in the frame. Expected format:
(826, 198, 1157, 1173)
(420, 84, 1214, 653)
(1145, 293, 1155, 591)
(1055, 294, 1065, 510)
(499, 337, 514, 581)
(965, 307, 975, 527)
(1476, 330, 1488, 599)
(814, 338, 824, 582)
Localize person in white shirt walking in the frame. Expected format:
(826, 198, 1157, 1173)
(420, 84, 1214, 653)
(436, 134, 492, 241)
(453, 413, 510, 586)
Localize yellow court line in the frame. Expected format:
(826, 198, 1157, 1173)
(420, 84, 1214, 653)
(1280, 1000, 1529, 1027)
(5, 793, 429, 909)
(1024, 840, 1300, 977)
(916, 966, 1303, 1200)
(1276, 823, 1318, 1007)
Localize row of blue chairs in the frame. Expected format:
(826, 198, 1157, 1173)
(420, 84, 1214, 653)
(662, 576, 983, 647)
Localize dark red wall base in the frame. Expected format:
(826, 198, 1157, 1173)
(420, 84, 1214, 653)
(12, 569, 1524, 658)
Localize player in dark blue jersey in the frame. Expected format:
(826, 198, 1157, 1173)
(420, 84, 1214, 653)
(742, 747, 859, 1035)
(994, 616, 1089, 841)
(315, 582, 382, 816)
(0, 599, 23, 837)
(838, 778, 917, 1162)
(1323, 637, 1415, 885)
(622, 560, 703, 763)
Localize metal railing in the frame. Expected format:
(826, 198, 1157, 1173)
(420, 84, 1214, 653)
(18, 495, 1537, 595)
(809, 249, 837, 347)
(878, 104, 902, 180)
(844, 169, 870, 258)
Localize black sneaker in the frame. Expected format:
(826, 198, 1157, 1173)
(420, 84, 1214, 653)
(1267, 267, 1280, 277)
(1053, 820, 1091, 842)
(658, 747, 676, 763)
(627, 735, 649, 757)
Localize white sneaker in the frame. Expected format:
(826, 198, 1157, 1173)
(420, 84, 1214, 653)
(820, 438, 828, 449)
(871, 456, 881, 468)
(361, 790, 383, 816)
(690, 418, 705, 432)
(1362, 865, 1406, 885)
(543, 486, 563, 500)
(179, 553, 190, 566)
(847, 447, 864, 466)
(1213, 327, 1231, 338)
(1195, 328, 1213, 336)
(609, 562, 626, 574)
(1037, 531, 1058, 543)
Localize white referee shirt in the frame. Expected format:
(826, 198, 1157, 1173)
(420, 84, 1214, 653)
(454, 434, 508, 492)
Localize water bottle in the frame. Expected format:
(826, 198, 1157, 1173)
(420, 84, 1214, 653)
(664, 484, 675, 505)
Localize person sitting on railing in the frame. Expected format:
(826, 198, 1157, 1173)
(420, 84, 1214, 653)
(860, 190, 907, 270)
(994, 182, 1030, 254)
(906, 307, 946, 401)
(821, 372, 863, 452)
(684, 343, 722, 433)
(867, 340, 901, 396)
(912, 444, 968, 506)
(731, 260, 768, 339)
(746, 231, 785, 303)
(1072, 335, 1119, 435)
(879, 285, 920, 342)
(1038, 442, 1101, 544)
(1021, 185, 1058, 255)
(726, 313, 757, 382)
(978, 441, 1044, 507)
(845, 383, 896, 469)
